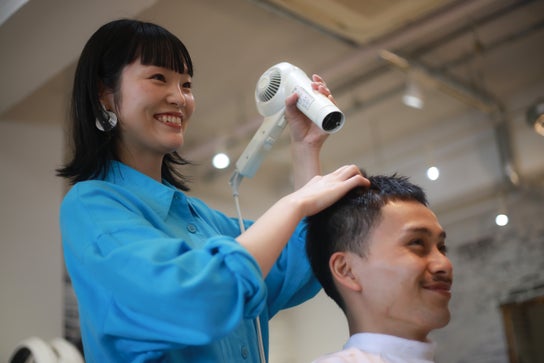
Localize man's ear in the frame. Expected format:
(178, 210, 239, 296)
(329, 252, 362, 292)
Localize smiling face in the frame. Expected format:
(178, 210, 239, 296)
(345, 200, 453, 340)
(101, 59, 195, 169)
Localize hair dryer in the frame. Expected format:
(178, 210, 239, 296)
(255, 62, 345, 133)
(233, 62, 345, 179)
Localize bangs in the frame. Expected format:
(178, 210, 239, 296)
(131, 23, 193, 76)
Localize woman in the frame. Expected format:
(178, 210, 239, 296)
(57, 18, 367, 362)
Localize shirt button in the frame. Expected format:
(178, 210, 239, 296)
(186, 224, 197, 233)
(241, 345, 248, 359)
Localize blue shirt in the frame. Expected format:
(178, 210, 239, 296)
(60, 161, 320, 362)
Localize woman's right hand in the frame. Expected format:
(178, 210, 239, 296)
(285, 164, 369, 218)
(237, 165, 369, 276)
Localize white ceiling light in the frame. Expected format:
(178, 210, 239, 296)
(212, 152, 230, 169)
(402, 75, 424, 109)
(426, 166, 440, 181)
(495, 194, 509, 227)
(495, 213, 509, 227)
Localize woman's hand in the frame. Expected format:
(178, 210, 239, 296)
(286, 164, 369, 218)
(284, 74, 334, 147)
(285, 74, 340, 188)
(237, 164, 369, 277)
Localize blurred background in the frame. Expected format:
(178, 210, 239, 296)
(1, 0, 543, 362)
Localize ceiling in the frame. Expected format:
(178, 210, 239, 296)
(1, 0, 543, 227)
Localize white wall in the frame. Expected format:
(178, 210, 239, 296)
(269, 291, 349, 363)
(0, 120, 64, 361)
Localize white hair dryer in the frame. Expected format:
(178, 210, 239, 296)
(255, 62, 345, 132)
(234, 62, 345, 178)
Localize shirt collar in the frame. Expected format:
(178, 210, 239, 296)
(104, 161, 183, 219)
(345, 333, 436, 360)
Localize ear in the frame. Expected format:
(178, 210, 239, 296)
(329, 252, 362, 292)
(98, 82, 115, 111)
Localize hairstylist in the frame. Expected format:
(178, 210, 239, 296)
(56, 18, 368, 363)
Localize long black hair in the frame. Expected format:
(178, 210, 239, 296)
(56, 19, 193, 190)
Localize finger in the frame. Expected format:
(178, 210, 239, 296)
(350, 173, 371, 187)
(312, 74, 325, 83)
(333, 164, 360, 177)
(333, 165, 370, 185)
(317, 84, 331, 96)
(284, 92, 299, 107)
(311, 74, 328, 90)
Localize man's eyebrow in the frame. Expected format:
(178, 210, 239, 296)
(406, 227, 446, 239)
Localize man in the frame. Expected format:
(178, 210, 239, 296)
(306, 173, 453, 363)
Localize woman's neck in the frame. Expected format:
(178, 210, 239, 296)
(117, 149, 163, 182)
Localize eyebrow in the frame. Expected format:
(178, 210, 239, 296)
(406, 227, 446, 240)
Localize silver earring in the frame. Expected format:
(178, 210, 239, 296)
(95, 108, 118, 132)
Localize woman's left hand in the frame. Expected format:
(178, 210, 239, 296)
(284, 74, 335, 147)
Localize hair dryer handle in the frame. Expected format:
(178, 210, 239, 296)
(234, 110, 287, 178)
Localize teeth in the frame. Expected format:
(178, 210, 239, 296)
(157, 115, 182, 126)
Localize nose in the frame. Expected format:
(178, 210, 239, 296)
(167, 84, 186, 108)
(429, 249, 453, 277)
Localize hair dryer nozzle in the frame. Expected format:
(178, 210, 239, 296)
(323, 110, 344, 132)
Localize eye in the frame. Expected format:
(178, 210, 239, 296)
(409, 239, 425, 247)
(438, 243, 448, 255)
(151, 73, 167, 82)
(182, 81, 192, 89)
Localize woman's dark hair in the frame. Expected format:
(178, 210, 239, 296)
(56, 19, 193, 190)
(305, 173, 428, 311)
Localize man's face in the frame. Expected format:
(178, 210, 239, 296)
(350, 200, 453, 340)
